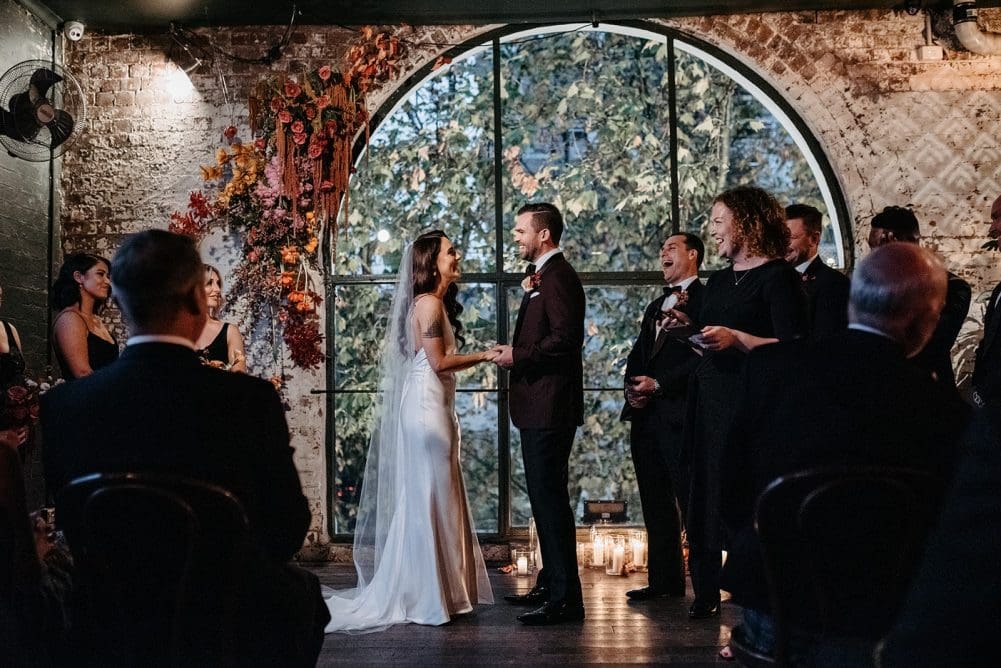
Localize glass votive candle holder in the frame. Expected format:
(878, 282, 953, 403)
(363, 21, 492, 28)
(630, 530, 648, 571)
(512, 548, 532, 577)
(605, 534, 627, 576)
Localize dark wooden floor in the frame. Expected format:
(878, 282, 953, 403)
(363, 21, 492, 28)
(310, 563, 738, 665)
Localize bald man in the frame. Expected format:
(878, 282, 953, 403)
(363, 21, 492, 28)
(719, 243, 971, 660)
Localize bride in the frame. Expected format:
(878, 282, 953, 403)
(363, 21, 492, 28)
(325, 230, 497, 633)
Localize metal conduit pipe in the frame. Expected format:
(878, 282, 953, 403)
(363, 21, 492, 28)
(953, 0, 1001, 55)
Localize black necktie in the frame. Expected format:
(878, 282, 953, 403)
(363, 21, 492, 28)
(526, 263, 537, 275)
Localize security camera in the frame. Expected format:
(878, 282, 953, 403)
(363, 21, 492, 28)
(63, 21, 85, 41)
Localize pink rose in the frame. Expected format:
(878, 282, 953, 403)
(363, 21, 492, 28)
(223, 125, 237, 140)
(291, 120, 304, 134)
(308, 143, 323, 159)
(304, 105, 317, 120)
(284, 82, 302, 99)
(270, 96, 285, 112)
(318, 65, 332, 81)
(277, 110, 292, 124)
(316, 95, 330, 110)
(254, 138, 266, 151)
(293, 132, 307, 145)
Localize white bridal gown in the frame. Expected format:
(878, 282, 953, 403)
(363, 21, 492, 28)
(324, 321, 493, 633)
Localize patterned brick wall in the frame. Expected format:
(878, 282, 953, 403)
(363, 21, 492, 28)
(56, 10, 1001, 551)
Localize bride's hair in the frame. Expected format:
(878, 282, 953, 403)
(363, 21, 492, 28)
(411, 230, 465, 349)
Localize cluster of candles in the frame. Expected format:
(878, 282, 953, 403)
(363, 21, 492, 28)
(579, 528, 648, 575)
(512, 524, 649, 577)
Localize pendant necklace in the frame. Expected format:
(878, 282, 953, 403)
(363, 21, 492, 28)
(733, 268, 750, 286)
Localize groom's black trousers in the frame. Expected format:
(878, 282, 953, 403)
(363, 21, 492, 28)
(520, 426, 583, 606)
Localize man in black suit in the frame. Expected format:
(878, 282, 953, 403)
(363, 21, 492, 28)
(494, 203, 586, 626)
(785, 204, 849, 337)
(868, 205, 971, 391)
(877, 401, 1001, 667)
(620, 232, 704, 602)
(42, 230, 329, 666)
(972, 195, 1001, 406)
(719, 243, 970, 658)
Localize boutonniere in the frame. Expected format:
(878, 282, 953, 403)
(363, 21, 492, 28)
(801, 272, 816, 282)
(674, 290, 689, 308)
(521, 271, 542, 292)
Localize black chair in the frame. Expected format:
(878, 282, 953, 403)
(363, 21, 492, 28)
(740, 467, 937, 667)
(58, 472, 250, 668)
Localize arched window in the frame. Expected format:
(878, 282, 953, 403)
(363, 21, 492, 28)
(327, 23, 850, 538)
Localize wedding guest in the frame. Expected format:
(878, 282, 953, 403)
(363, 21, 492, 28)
(972, 194, 1001, 406)
(0, 281, 29, 449)
(868, 206, 971, 391)
(51, 253, 119, 380)
(784, 204, 849, 337)
(41, 231, 328, 666)
(668, 185, 807, 620)
(0, 444, 74, 666)
(194, 265, 247, 371)
(721, 243, 970, 661)
(877, 400, 999, 667)
(621, 233, 704, 601)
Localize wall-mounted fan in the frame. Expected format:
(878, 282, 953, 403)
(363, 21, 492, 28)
(0, 60, 87, 161)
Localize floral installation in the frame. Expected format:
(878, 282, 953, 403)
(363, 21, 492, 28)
(169, 27, 408, 375)
(2, 368, 62, 442)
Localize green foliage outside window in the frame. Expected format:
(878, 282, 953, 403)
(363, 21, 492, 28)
(329, 26, 840, 536)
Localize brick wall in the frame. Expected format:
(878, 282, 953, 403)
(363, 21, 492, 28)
(56, 11, 1001, 551)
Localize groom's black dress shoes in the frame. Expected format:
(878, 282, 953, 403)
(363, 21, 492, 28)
(688, 600, 721, 619)
(626, 586, 686, 601)
(517, 600, 585, 626)
(503, 585, 549, 606)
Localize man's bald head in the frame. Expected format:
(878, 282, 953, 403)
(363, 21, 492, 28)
(849, 244, 947, 358)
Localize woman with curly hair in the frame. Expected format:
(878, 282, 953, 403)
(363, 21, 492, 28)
(51, 253, 118, 380)
(671, 185, 807, 622)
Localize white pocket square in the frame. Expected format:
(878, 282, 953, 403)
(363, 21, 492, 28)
(530, 292, 541, 299)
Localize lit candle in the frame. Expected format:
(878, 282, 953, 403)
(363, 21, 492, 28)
(593, 534, 605, 566)
(631, 537, 646, 568)
(517, 555, 529, 576)
(611, 544, 625, 575)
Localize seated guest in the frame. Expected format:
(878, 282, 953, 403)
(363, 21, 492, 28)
(194, 265, 247, 371)
(784, 204, 849, 337)
(868, 206, 971, 390)
(51, 253, 119, 380)
(41, 230, 329, 666)
(0, 444, 73, 666)
(720, 243, 971, 660)
(877, 402, 1001, 667)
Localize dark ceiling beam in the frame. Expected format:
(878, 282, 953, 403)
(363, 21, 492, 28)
(31, 0, 951, 30)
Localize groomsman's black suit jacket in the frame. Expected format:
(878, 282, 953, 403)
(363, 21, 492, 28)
(973, 282, 1001, 402)
(801, 256, 849, 338)
(719, 329, 970, 615)
(509, 252, 585, 429)
(911, 271, 971, 389)
(41, 342, 326, 663)
(620, 280, 705, 428)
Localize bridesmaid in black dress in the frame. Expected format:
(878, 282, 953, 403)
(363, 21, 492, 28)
(668, 186, 807, 620)
(194, 265, 246, 372)
(1, 282, 29, 449)
(51, 253, 119, 381)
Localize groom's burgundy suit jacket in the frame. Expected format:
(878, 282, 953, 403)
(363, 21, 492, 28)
(509, 252, 585, 429)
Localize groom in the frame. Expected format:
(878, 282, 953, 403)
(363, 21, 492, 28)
(495, 202, 586, 626)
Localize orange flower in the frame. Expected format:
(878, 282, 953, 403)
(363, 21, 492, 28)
(305, 237, 318, 254)
(200, 164, 222, 181)
(216, 148, 230, 165)
(281, 245, 300, 264)
(280, 271, 295, 287)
